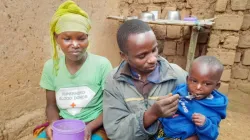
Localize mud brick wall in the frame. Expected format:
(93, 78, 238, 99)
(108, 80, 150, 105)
(121, 0, 250, 98)
(121, 0, 213, 69)
(211, 0, 250, 113)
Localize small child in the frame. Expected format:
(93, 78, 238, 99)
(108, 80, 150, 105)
(158, 56, 228, 140)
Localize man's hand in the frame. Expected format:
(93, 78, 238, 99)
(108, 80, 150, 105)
(45, 124, 53, 140)
(149, 93, 179, 118)
(186, 135, 199, 140)
(192, 113, 206, 127)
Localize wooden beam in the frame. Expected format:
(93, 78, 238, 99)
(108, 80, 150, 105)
(107, 16, 215, 27)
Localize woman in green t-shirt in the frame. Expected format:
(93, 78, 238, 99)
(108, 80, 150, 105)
(33, 1, 112, 140)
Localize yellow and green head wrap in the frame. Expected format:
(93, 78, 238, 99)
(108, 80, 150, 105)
(50, 0, 91, 74)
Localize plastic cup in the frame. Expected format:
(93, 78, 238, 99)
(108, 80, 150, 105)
(52, 119, 86, 140)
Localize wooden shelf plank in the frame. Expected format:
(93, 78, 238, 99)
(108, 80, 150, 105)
(107, 16, 215, 27)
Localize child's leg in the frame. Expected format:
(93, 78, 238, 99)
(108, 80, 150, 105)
(91, 127, 109, 140)
(35, 130, 47, 140)
(33, 122, 49, 140)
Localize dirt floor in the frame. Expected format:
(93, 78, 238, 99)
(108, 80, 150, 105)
(218, 110, 250, 140)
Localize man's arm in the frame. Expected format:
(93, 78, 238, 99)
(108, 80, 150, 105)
(103, 88, 159, 140)
(103, 75, 179, 140)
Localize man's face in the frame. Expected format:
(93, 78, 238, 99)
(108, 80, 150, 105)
(187, 62, 221, 100)
(121, 31, 158, 75)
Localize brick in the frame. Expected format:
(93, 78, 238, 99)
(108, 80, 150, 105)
(184, 41, 190, 56)
(180, 9, 191, 20)
(163, 41, 177, 56)
(173, 57, 187, 69)
(242, 50, 250, 65)
(232, 67, 249, 79)
(166, 56, 174, 63)
(208, 34, 220, 48)
(218, 82, 229, 94)
(177, 41, 185, 56)
(215, 0, 228, 12)
(231, 0, 248, 10)
(186, 0, 194, 8)
(234, 52, 241, 62)
(186, 1, 192, 9)
(157, 40, 164, 54)
(125, 0, 134, 4)
(177, 3, 186, 10)
(223, 36, 239, 49)
(238, 83, 250, 94)
(238, 33, 250, 48)
(199, 44, 207, 55)
(247, 0, 250, 9)
(167, 26, 181, 39)
(161, 6, 177, 19)
(183, 26, 191, 39)
(221, 69, 231, 82)
(241, 15, 250, 31)
(198, 32, 209, 43)
(207, 49, 236, 65)
(152, 0, 167, 3)
(151, 25, 167, 40)
(213, 14, 244, 31)
(129, 7, 145, 17)
(138, 0, 150, 4)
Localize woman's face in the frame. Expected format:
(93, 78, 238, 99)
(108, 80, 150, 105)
(55, 31, 89, 61)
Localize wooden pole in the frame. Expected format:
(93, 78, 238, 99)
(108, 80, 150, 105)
(186, 27, 199, 71)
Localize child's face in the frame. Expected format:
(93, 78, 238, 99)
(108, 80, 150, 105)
(121, 31, 158, 75)
(56, 31, 89, 61)
(187, 62, 221, 100)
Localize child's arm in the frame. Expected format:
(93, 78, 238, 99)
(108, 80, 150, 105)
(192, 113, 220, 140)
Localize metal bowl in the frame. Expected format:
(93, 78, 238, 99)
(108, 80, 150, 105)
(139, 12, 155, 21)
(167, 11, 181, 20)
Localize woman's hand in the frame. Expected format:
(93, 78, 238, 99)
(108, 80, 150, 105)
(84, 125, 92, 140)
(45, 124, 53, 140)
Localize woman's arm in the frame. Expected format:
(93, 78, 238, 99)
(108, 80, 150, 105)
(86, 113, 103, 132)
(46, 90, 60, 123)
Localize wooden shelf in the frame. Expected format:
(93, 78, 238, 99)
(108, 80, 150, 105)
(107, 16, 215, 27)
(107, 15, 216, 71)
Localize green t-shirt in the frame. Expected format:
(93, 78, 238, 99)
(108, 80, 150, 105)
(40, 53, 112, 122)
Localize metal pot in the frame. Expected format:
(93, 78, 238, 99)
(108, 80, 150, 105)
(139, 12, 155, 21)
(167, 11, 181, 20)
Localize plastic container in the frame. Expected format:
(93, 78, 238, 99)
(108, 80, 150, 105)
(167, 11, 181, 20)
(183, 17, 198, 21)
(52, 119, 86, 140)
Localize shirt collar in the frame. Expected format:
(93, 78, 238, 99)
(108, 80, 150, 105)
(120, 62, 160, 83)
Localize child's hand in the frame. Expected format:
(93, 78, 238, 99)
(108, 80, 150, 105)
(192, 113, 206, 127)
(45, 124, 53, 140)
